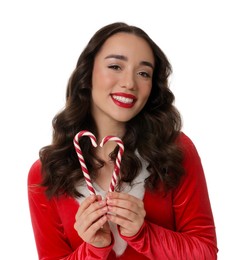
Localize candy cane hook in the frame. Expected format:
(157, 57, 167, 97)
(73, 131, 97, 195)
(100, 136, 124, 192)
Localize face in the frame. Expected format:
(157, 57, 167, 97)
(91, 32, 154, 126)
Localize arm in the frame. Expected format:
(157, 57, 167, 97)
(27, 160, 113, 260)
(120, 219, 217, 260)
(111, 134, 218, 259)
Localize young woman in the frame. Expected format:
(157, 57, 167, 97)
(28, 22, 218, 259)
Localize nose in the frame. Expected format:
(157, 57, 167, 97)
(120, 71, 136, 90)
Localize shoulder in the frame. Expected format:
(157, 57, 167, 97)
(177, 132, 200, 159)
(177, 132, 196, 148)
(27, 159, 43, 185)
(176, 132, 204, 174)
(27, 159, 49, 202)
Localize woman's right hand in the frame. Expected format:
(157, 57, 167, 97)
(74, 195, 111, 248)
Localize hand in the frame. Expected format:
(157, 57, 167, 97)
(106, 192, 146, 237)
(74, 195, 111, 248)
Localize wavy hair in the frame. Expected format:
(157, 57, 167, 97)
(40, 22, 184, 198)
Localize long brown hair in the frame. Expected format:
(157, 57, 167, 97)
(40, 22, 184, 198)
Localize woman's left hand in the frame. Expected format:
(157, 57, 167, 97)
(106, 192, 146, 237)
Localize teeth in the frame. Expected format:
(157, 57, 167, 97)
(113, 95, 134, 104)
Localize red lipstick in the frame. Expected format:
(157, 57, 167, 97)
(111, 92, 137, 108)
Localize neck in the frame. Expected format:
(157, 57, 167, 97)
(98, 126, 125, 142)
(94, 121, 125, 162)
(94, 119, 126, 144)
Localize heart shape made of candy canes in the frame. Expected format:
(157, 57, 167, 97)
(73, 130, 124, 195)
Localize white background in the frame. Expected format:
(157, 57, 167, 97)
(0, 1, 243, 259)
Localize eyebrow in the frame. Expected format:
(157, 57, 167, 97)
(105, 54, 154, 69)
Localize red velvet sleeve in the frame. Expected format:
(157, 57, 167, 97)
(27, 160, 113, 260)
(120, 133, 218, 259)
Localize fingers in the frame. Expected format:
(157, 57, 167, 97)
(75, 196, 107, 226)
(74, 195, 109, 242)
(75, 195, 97, 221)
(106, 192, 145, 217)
(75, 214, 111, 247)
(106, 192, 146, 237)
(74, 192, 146, 240)
(75, 195, 103, 220)
(79, 214, 108, 237)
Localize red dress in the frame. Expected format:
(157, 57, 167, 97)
(28, 133, 218, 259)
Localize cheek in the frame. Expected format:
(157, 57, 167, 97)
(92, 68, 116, 89)
(92, 64, 103, 87)
(141, 84, 152, 99)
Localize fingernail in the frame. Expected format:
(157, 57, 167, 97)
(102, 206, 108, 212)
(99, 200, 106, 206)
(89, 195, 95, 201)
(106, 192, 112, 199)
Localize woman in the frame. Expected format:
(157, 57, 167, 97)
(28, 22, 218, 259)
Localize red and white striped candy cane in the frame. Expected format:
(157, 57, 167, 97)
(100, 136, 124, 192)
(73, 130, 97, 195)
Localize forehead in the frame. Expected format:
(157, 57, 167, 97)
(97, 32, 154, 63)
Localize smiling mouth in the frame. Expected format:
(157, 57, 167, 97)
(111, 93, 136, 108)
(112, 95, 134, 104)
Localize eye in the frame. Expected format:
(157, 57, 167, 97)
(108, 64, 121, 71)
(138, 71, 151, 78)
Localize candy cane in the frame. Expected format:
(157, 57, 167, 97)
(73, 131, 97, 195)
(100, 136, 124, 192)
(74, 131, 124, 194)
